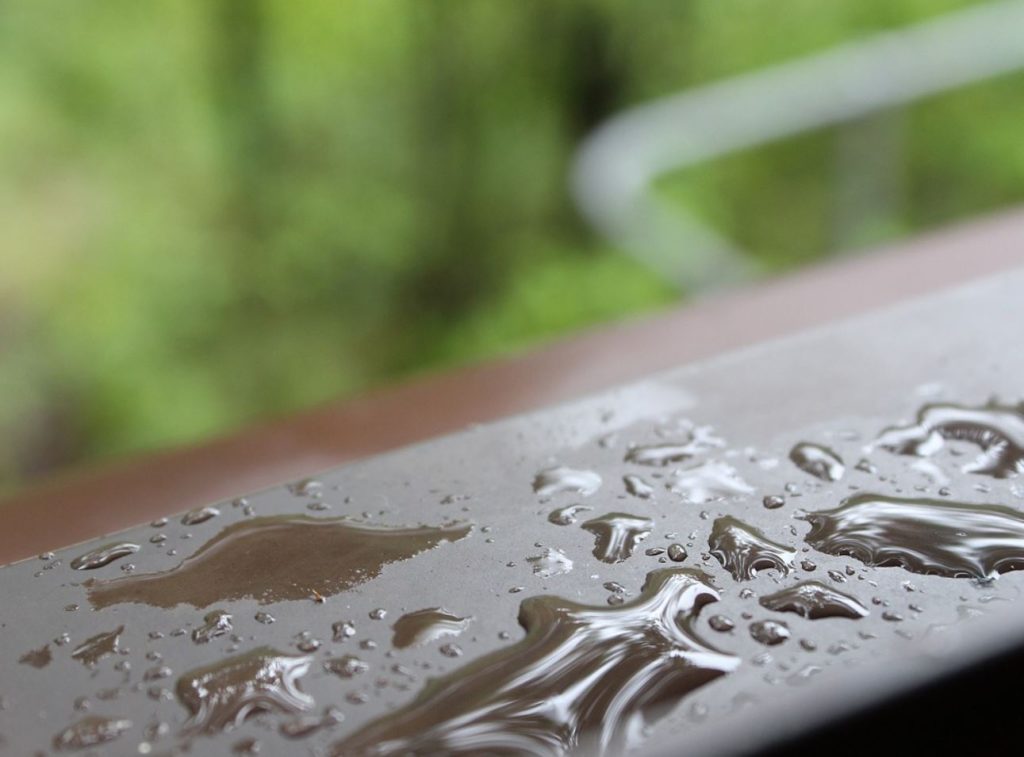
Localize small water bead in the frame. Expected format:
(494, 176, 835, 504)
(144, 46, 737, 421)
(763, 495, 785, 510)
(799, 639, 817, 652)
(307, 501, 331, 512)
(800, 559, 817, 571)
(70, 542, 140, 571)
(439, 643, 463, 658)
(623, 475, 655, 499)
(72, 626, 124, 667)
(708, 615, 735, 632)
(289, 478, 324, 497)
(882, 611, 904, 622)
(325, 656, 369, 679)
(192, 610, 233, 644)
(143, 666, 172, 682)
(297, 637, 323, 653)
(789, 443, 845, 481)
(645, 547, 666, 556)
(149, 533, 167, 544)
(532, 466, 602, 498)
(181, 506, 219, 526)
(667, 461, 754, 503)
(18, 645, 52, 669)
(151, 517, 168, 527)
(667, 544, 688, 562)
(391, 609, 472, 649)
(749, 620, 791, 646)
(360, 639, 378, 650)
(233, 737, 261, 755)
(52, 716, 133, 751)
(827, 570, 846, 583)
(255, 612, 276, 625)
(527, 548, 573, 578)
(547, 504, 592, 526)
(369, 608, 387, 621)
(624, 442, 698, 466)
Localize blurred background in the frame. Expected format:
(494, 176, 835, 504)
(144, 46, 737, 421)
(2, 0, 1024, 496)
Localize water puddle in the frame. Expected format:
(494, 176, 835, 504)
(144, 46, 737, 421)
(176, 647, 313, 734)
(708, 517, 795, 581)
(391, 609, 472, 649)
(759, 581, 869, 620)
(331, 568, 738, 755)
(581, 513, 653, 563)
(804, 493, 1024, 579)
(86, 516, 471, 608)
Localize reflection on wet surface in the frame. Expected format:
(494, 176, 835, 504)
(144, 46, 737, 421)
(87, 516, 471, 608)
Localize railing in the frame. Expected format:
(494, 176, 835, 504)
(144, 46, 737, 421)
(571, 0, 1024, 290)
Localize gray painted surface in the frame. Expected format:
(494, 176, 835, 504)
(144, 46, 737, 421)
(2, 269, 1023, 755)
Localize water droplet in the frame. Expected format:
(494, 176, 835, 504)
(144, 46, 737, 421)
(289, 478, 324, 497)
(52, 716, 132, 751)
(667, 544, 688, 562)
(176, 647, 313, 734)
(369, 608, 387, 621)
(667, 461, 754, 503)
(70, 542, 140, 571)
(708, 517, 795, 581)
(623, 475, 655, 499)
(759, 582, 869, 620)
(547, 505, 592, 526)
(708, 615, 734, 632)
(86, 515, 471, 609)
(533, 466, 602, 498)
(875, 401, 1024, 478)
(527, 548, 573, 577)
(762, 495, 785, 510)
(789, 443, 845, 482)
(581, 513, 653, 563)
(439, 643, 463, 658)
(882, 611, 904, 622)
(255, 611, 276, 625)
(71, 626, 124, 667)
(144, 666, 172, 682)
(391, 609, 472, 649)
(192, 610, 233, 644)
(749, 620, 790, 646)
(330, 568, 738, 756)
(232, 736, 261, 755)
(325, 655, 368, 679)
(805, 493, 1024, 579)
(18, 644, 52, 669)
(331, 621, 356, 642)
(800, 559, 817, 571)
(624, 442, 696, 467)
(181, 506, 220, 526)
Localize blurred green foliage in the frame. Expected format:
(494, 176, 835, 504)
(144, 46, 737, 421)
(1, 0, 1022, 489)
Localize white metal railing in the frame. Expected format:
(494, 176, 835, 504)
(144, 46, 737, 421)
(571, 0, 1024, 290)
